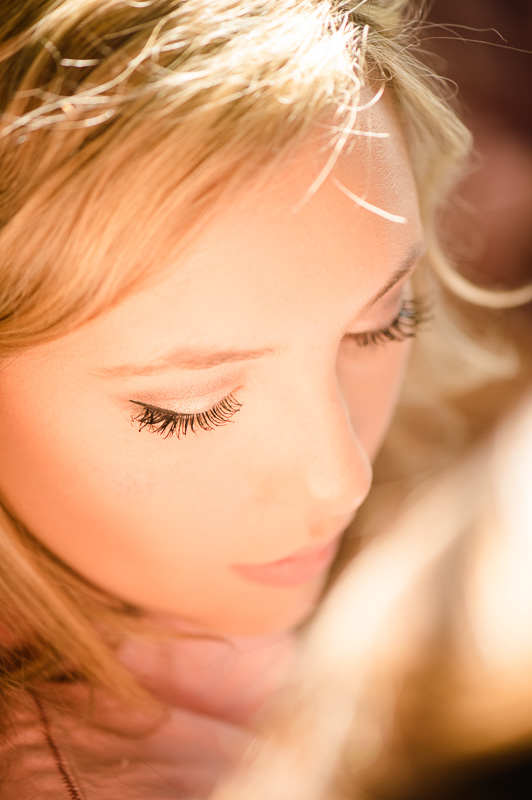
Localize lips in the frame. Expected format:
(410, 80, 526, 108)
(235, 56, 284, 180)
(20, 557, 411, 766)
(230, 535, 342, 588)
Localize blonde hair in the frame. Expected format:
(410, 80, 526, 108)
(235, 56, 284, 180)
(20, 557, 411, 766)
(0, 0, 519, 715)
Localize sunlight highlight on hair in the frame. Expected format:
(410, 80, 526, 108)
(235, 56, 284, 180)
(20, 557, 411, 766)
(330, 175, 408, 223)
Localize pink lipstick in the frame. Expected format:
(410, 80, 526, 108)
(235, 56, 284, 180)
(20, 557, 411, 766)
(230, 537, 341, 588)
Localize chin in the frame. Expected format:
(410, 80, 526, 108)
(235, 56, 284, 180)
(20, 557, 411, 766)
(204, 577, 327, 637)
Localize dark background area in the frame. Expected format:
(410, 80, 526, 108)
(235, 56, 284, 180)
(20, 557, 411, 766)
(422, 0, 532, 288)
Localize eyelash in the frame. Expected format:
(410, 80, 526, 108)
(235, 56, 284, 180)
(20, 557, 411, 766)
(130, 394, 243, 440)
(130, 297, 431, 440)
(346, 297, 431, 348)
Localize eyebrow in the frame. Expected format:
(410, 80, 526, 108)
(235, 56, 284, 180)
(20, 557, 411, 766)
(96, 242, 424, 378)
(359, 242, 425, 315)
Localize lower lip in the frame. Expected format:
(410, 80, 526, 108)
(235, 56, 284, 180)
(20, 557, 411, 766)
(230, 538, 341, 588)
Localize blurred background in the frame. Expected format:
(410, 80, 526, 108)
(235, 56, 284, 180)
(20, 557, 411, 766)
(423, 0, 532, 291)
(398, 5, 532, 795)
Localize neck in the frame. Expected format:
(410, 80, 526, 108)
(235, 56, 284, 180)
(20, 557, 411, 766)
(116, 614, 297, 725)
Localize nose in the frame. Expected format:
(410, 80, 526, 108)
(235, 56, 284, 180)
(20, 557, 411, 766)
(277, 379, 373, 520)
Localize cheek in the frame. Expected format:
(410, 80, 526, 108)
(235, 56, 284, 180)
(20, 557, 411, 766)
(0, 383, 251, 592)
(339, 341, 411, 459)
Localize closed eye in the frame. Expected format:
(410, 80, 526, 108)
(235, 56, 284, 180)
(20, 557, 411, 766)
(345, 297, 431, 348)
(129, 296, 431, 441)
(129, 394, 242, 439)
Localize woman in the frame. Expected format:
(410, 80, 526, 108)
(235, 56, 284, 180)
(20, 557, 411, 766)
(0, 0, 511, 796)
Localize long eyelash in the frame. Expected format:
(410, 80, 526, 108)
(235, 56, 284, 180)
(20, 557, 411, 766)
(349, 297, 432, 348)
(130, 394, 242, 439)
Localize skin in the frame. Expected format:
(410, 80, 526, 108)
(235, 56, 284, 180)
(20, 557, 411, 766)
(0, 92, 423, 642)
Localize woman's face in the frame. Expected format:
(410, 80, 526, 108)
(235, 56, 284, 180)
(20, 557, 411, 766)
(0, 94, 423, 636)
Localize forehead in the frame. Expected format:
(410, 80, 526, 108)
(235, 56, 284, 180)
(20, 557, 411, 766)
(25, 90, 422, 367)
